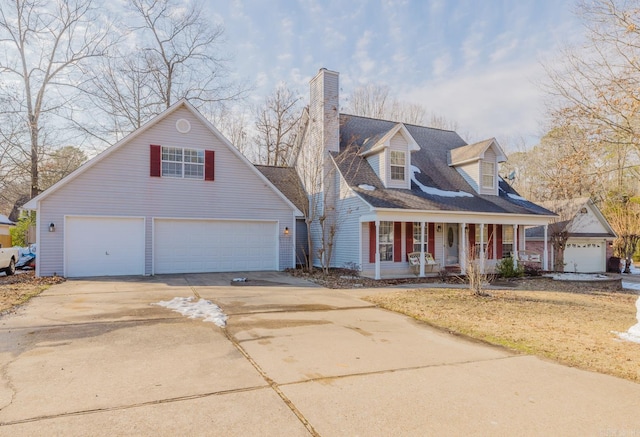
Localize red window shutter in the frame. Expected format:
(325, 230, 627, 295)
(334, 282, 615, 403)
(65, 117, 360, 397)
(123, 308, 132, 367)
(369, 222, 376, 263)
(405, 222, 413, 261)
(393, 222, 402, 262)
(205, 150, 215, 181)
(487, 224, 494, 259)
(428, 223, 435, 255)
(496, 225, 503, 259)
(468, 224, 476, 256)
(150, 144, 161, 177)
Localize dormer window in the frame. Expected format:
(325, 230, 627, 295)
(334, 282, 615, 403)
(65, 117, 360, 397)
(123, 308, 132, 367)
(390, 151, 406, 181)
(481, 161, 495, 189)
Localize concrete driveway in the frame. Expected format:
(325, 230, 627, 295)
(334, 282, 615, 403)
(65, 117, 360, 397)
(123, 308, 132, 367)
(0, 272, 639, 436)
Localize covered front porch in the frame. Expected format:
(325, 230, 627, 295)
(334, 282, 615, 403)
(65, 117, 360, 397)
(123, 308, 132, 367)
(360, 212, 551, 280)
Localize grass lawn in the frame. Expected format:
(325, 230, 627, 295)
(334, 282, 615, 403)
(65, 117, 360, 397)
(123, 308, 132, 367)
(365, 287, 640, 383)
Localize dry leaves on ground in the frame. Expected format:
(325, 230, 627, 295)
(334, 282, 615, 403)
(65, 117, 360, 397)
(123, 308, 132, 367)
(0, 271, 65, 313)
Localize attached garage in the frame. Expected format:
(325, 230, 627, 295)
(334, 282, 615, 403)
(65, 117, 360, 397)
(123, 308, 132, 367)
(65, 216, 145, 277)
(563, 239, 606, 273)
(153, 219, 278, 274)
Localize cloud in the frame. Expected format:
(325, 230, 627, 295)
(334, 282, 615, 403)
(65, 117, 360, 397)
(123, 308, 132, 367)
(402, 60, 546, 145)
(355, 30, 375, 76)
(432, 53, 452, 77)
(461, 30, 484, 67)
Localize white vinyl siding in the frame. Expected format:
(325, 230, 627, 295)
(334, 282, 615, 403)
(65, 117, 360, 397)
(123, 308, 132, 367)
(36, 106, 295, 276)
(366, 153, 383, 182)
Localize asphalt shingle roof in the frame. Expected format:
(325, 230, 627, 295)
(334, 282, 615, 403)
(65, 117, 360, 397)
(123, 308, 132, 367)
(255, 165, 308, 214)
(336, 114, 555, 217)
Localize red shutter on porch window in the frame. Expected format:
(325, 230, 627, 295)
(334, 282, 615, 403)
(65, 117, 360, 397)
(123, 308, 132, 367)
(405, 222, 413, 261)
(205, 150, 215, 181)
(468, 224, 476, 255)
(496, 225, 503, 259)
(428, 223, 435, 255)
(393, 222, 402, 262)
(487, 224, 494, 259)
(369, 222, 376, 263)
(150, 145, 161, 177)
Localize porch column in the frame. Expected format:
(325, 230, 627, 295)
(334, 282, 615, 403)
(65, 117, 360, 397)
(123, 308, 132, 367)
(461, 222, 467, 274)
(375, 220, 381, 280)
(480, 223, 485, 274)
(513, 224, 519, 270)
(419, 221, 425, 277)
(543, 224, 549, 271)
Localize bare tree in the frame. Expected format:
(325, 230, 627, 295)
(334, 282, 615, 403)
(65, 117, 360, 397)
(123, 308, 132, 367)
(215, 108, 254, 161)
(0, 0, 114, 198)
(254, 84, 303, 166)
(542, 0, 640, 186)
(345, 83, 458, 128)
(81, 0, 248, 148)
(38, 145, 87, 191)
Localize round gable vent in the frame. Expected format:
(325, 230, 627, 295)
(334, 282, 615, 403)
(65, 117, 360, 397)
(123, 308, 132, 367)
(176, 119, 191, 133)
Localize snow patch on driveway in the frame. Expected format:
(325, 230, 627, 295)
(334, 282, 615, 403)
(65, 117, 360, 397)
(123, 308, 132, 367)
(153, 297, 227, 327)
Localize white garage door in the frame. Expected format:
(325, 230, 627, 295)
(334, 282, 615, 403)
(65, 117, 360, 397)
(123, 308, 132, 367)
(154, 219, 278, 274)
(65, 216, 145, 277)
(563, 240, 605, 273)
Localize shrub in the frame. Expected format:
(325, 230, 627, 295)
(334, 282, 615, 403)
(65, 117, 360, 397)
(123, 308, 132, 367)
(496, 256, 524, 278)
(10, 211, 36, 247)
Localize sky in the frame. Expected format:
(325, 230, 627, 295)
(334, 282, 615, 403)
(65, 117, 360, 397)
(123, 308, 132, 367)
(206, 0, 586, 150)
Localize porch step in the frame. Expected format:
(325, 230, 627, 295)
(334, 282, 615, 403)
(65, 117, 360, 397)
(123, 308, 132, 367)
(444, 265, 461, 274)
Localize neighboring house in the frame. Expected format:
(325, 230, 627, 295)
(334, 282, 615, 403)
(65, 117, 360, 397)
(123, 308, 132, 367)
(0, 214, 14, 248)
(24, 100, 302, 277)
(287, 68, 556, 279)
(526, 198, 616, 273)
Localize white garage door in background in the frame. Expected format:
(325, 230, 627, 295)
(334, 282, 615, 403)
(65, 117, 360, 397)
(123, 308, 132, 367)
(65, 216, 145, 277)
(153, 219, 278, 274)
(563, 240, 605, 273)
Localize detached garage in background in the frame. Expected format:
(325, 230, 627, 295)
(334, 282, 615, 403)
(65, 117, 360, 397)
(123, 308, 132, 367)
(526, 198, 616, 273)
(23, 100, 302, 277)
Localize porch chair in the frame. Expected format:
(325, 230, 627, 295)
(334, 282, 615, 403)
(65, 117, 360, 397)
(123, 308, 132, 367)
(408, 252, 439, 276)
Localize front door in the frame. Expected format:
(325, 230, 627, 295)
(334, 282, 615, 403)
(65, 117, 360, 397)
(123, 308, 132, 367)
(445, 224, 459, 265)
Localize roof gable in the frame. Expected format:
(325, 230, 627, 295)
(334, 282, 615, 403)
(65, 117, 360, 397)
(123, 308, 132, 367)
(538, 198, 616, 236)
(24, 100, 301, 215)
(449, 138, 506, 166)
(359, 122, 419, 157)
(0, 214, 14, 226)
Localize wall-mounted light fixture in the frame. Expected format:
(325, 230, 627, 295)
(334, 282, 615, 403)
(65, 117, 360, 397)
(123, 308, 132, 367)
(49, 222, 55, 232)
(284, 227, 289, 235)
(436, 225, 442, 233)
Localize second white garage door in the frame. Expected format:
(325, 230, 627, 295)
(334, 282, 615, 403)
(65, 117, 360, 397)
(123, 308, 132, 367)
(154, 219, 278, 274)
